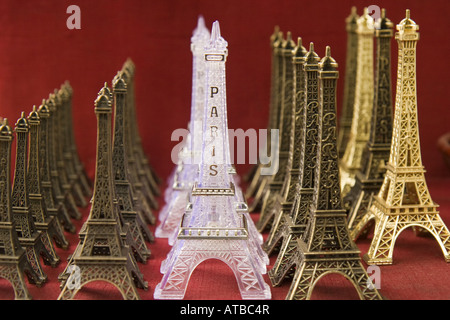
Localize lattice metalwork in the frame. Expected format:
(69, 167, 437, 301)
(345, 9, 394, 237)
(352, 10, 450, 265)
(340, 8, 375, 198)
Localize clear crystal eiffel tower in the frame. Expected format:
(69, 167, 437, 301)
(154, 21, 270, 300)
(263, 37, 308, 254)
(352, 10, 450, 265)
(58, 89, 147, 300)
(284, 47, 382, 300)
(340, 8, 375, 198)
(112, 72, 151, 261)
(156, 16, 210, 239)
(256, 31, 296, 232)
(266, 43, 321, 285)
(27, 107, 68, 258)
(0, 118, 37, 299)
(337, 7, 359, 160)
(345, 9, 394, 237)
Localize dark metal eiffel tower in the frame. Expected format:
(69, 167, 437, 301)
(27, 107, 68, 259)
(267, 43, 321, 285)
(283, 47, 382, 300)
(344, 9, 394, 237)
(38, 100, 76, 234)
(263, 37, 307, 254)
(0, 118, 37, 299)
(257, 31, 296, 231)
(112, 72, 152, 261)
(58, 90, 147, 300)
(11, 113, 56, 286)
(337, 7, 359, 159)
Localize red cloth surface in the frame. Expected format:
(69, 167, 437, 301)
(0, 0, 449, 300)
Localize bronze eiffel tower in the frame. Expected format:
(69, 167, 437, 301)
(27, 106, 68, 257)
(337, 7, 359, 159)
(122, 59, 161, 199)
(345, 9, 394, 237)
(38, 100, 76, 234)
(45, 94, 81, 219)
(56, 84, 88, 208)
(0, 118, 38, 299)
(280, 47, 382, 300)
(257, 31, 296, 232)
(352, 10, 450, 265)
(61, 82, 93, 201)
(263, 37, 307, 254)
(112, 72, 152, 261)
(11, 113, 57, 286)
(267, 42, 321, 285)
(58, 89, 147, 300)
(245, 26, 282, 204)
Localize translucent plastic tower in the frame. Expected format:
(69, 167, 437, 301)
(154, 21, 271, 300)
(156, 16, 210, 238)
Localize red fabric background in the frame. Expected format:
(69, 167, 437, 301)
(0, 0, 449, 300)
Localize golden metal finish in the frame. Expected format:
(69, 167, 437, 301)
(345, 9, 394, 236)
(257, 31, 296, 232)
(340, 7, 375, 198)
(353, 10, 450, 265)
(0, 118, 34, 299)
(337, 7, 359, 159)
(58, 89, 147, 300)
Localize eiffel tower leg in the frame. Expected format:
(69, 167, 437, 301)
(349, 208, 376, 241)
(47, 218, 69, 250)
(39, 230, 61, 267)
(58, 265, 141, 300)
(364, 213, 397, 265)
(263, 201, 284, 252)
(23, 246, 47, 286)
(72, 180, 88, 208)
(256, 191, 276, 232)
(155, 191, 189, 239)
(78, 169, 93, 198)
(268, 231, 298, 286)
(136, 188, 155, 225)
(53, 204, 77, 233)
(65, 193, 82, 220)
(0, 265, 32, 300)
(247, 175, 267, 213)
(123, 216, 151, 262)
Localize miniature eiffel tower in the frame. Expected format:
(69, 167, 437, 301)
(337, 7, 359, 159)
(156, 16, 210, 239)
(37, 100, 76, 234)
(122, 60, 161, 201)
(154, 21, 270, 300)
(11, 113, 57, 286)
(284, 47, 382, 300)
(340, 8, 375, 198)
(256, 31, 296, 232)
(47, 94, 81, 221)
(0, 118, 37, 299)
(27, 107, 68, 258)
(245, 26, 282, 210)
(353, 10, 450, 265)
(345, 9, 394, 236)
(57, 84, 89, 208)
(58, 90, 147, 300)
(263, 37, 308, 254)
(267, 43, 321, 285)
(112, 72, 151, 261)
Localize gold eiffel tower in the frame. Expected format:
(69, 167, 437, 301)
(337, 7, 359, 160)
(340, 8, 375, 198)
(353, 10, 450, 265)
(345, 9, 394, 237)
(283, 47, 382, 300)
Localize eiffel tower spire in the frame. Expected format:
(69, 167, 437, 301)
(340, 7, 375, 197)
(345, 8, 394, 236)
(279, 46, 381, 300)
(353, 10, 450, 265)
